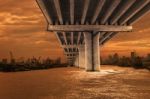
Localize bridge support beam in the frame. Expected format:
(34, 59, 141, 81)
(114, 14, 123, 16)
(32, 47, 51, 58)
(78, 45, 85, 69)
(84, 32, 100, 71)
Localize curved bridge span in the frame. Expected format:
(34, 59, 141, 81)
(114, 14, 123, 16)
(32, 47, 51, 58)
(36, 0, 150, 71)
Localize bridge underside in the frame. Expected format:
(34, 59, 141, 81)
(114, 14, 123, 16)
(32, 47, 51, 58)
(37, 0, 150, 71)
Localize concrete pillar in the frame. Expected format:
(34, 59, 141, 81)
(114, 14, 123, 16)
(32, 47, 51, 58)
(93, 33, 100, 71)
(68, 61, 71, 66)
(84, 32, 100, 71)
(78, 45, 85, 68)
(84, 32, 93, 71)
(74, 55, 79, 67)
(68, 60, 72, 66)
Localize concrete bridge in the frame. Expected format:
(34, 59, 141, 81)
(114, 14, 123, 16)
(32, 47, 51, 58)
(36, 0, 150, 71)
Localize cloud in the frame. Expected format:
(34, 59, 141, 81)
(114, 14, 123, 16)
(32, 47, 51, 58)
(0, 0, 150, 60)
(107, 27, 150, 43)
(0, 0, 45, 25)
(114, 40, 150, 48)
(0, 12, 42, 25)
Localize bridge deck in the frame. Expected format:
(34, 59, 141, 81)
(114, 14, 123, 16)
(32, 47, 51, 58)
(36, 0, 150, 69)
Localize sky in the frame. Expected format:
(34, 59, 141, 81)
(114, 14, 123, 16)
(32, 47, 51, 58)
(0, 0, 150, 62)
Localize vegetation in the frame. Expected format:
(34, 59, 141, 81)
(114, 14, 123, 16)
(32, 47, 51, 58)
(0, 57, 67, 72)
(101, 51, 150, 70)
(0, 51, 150, 72)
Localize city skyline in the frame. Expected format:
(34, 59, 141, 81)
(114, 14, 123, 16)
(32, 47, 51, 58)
(0, 0, 150, 61)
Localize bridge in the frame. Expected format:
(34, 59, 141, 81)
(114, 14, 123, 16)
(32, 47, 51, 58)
(36, 0, 150, 71)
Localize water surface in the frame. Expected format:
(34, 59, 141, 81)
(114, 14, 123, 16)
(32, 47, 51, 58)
(0, 66, 150, 99)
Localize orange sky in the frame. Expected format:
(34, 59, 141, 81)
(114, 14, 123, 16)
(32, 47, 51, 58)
(0, 0, 150, 62)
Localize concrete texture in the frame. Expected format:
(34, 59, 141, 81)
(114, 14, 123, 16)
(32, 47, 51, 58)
(78, 45, 85, 69)
(84, 32, 100, 71)
(74, 55, 79, 67)
(93, 33, 100, 71)
(84, 32, 93, 71)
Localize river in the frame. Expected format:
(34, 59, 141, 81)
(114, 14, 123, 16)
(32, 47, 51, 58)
(0, 65, 149, 99)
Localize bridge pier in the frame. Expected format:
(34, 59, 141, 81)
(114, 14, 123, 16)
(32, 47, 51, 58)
(37, 0, 149, 72)
(84, 32, 100, 71)
(78, 45, 85, 69)
(68, 61, 73, 66)
(74, 54, 79, 67)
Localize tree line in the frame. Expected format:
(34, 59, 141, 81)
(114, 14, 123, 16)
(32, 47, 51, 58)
(0, 57, 67, 72)
(101, 51, 150, 70)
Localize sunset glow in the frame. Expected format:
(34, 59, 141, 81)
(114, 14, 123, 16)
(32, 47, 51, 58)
(0, 0, 150, 61)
